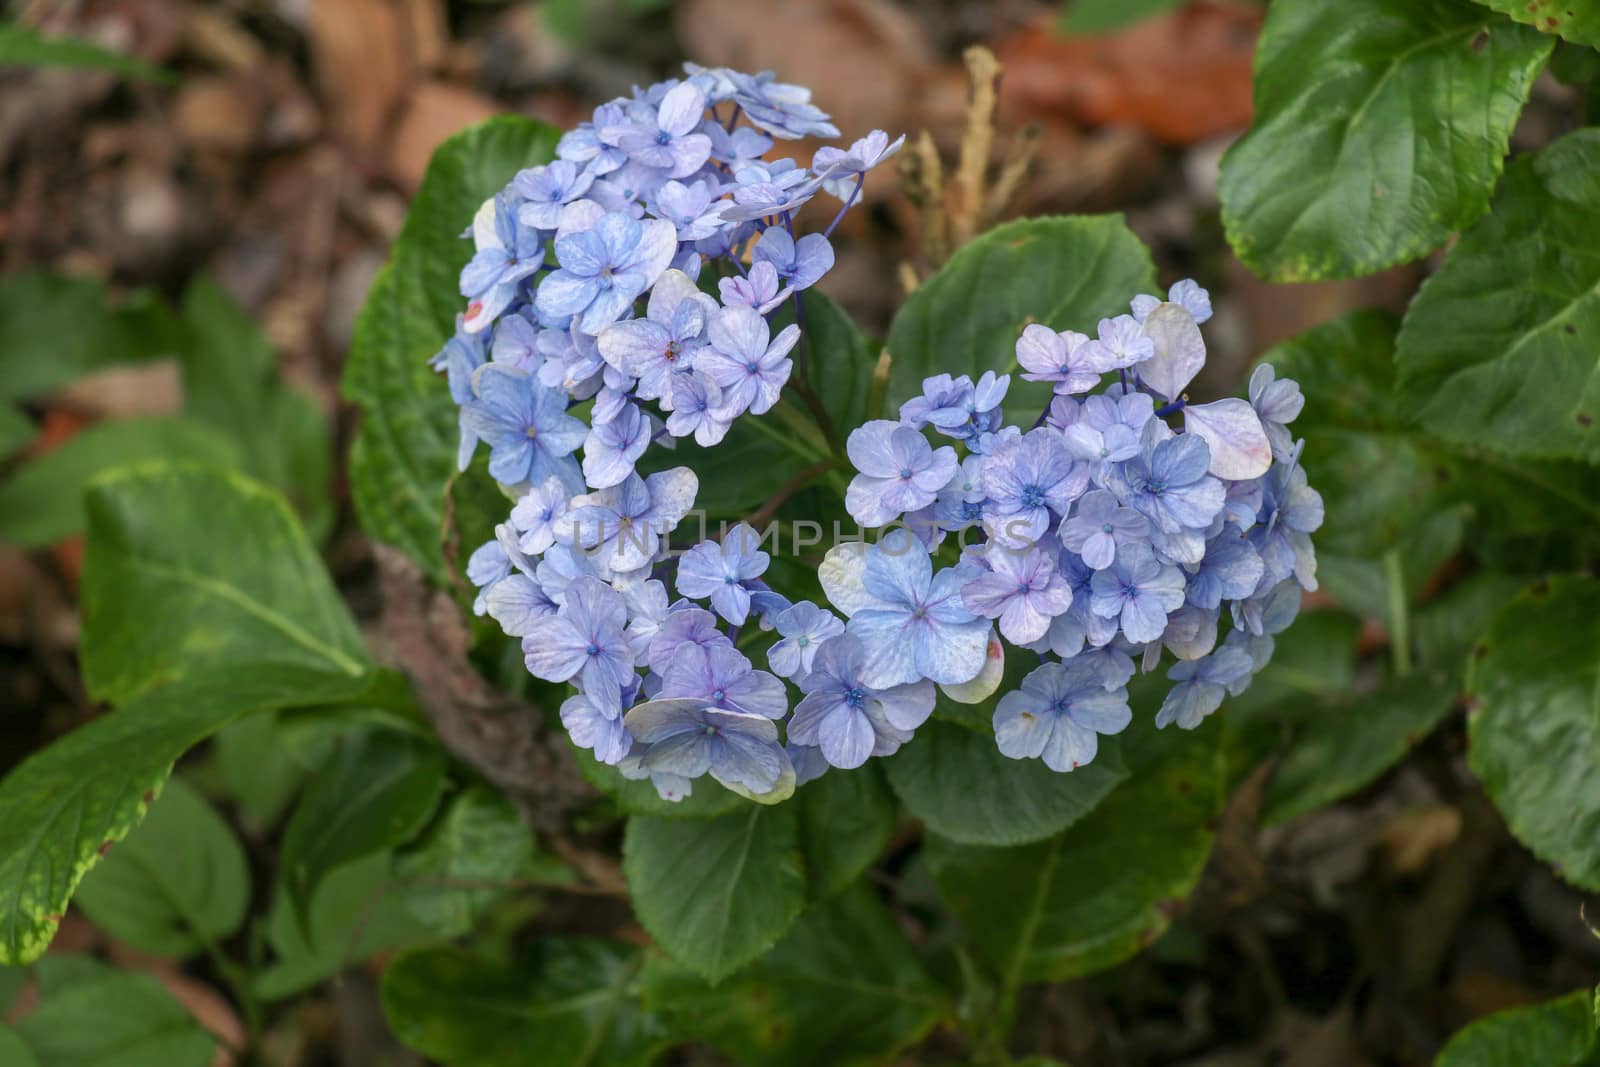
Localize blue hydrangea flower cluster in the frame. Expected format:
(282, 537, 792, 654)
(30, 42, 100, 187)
(827, 282, 1322, 774)
(443, 64, 906, 804)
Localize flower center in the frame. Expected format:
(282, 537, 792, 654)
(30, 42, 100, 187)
(1020, 485, 1045, 509)
(1102, 522, 1114, 534)
(585, 643, 599, 655)
(843, 686, 866, 708)
(899, 467, 914, 480)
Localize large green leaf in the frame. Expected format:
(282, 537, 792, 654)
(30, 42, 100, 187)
(0, 1024, 36, 1067)
(884, 718, 1128, 846)
(1471, 0, 1600, 45)
(927, 715, 1224, 983)
(1467, 577, 1600, 890)
(0, 271, 184, 402)
(381, 939, 669, 1067)
(622, 807, 807, 982)
(73, 777, 249, 957)
(344, 117, 559, 582)
(641, 885, 949, 1067)
(256, 852, 440, 1001)
(0, 405, 34, 459)
(280, 728, 446, 931)
(0, 21, 175, 81)
(79, 464, 369, 704)
(1395, 129, 1600, 463)
(802, 289, 879, 441)
(0, 418, 241, 547)
(0, 667, 367, 966)
(1219, 0, 1551, 281)
(179, 277, 332, 537)
(796, 764, 897, 900)
(1435, 987, 1598, 1066)
(1263, 669, 1458, 824)
(14, 955, 215, 1067)
(0, 464, 374, 965)
(884, 215, 1156, 417)
(395, 785, 551, 936)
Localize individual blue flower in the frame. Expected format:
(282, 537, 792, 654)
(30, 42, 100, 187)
(460, 194, 544, 333)
(820, 531, 992, 689)
(981, 428, 1088, 548)
(1185, 530, 1266, 610)
(1015, 325, 1104, 395)
(726, 69, 840, 139)
(1079, 314, 1153, 371)
(1088, 543, 1186, 644)
(645, 606, 726, 673)
(1060, 397, 1147, 475)
(752, 228, 834, 291)
(1106, 428, 1224, 535)
(601, 81, 713, 177)
(931, 455, 988, 532)
(534, 543, 604, 606)
(561, 692, 632, 764)
(717, 261, 787, 314)
(844, 420, 959, 528)
(490, 309, 541, 372)
(514, 161, 596, 230)
(521, 576, 636, 712)
(596, 269, 710, 404)
(789, 635, 935, 769)
(699, 304, 798, 416)
(675, 522, 770, 624)
(582, 401, 652, 488)
(651, 178, 727, 241)
(560, 467, 699, 576)
(767, 601, 846, 678)
(460, 365, 587, 489)
(556, 102, 628, 175)
(660, 642, 788, 719)
(1249, 454, 1322, 591)
(704, 119, 773, 164)
(1159, 602, 1219, 661)
(1132, 278, 1213, 325)
(811, 129, 905, 199)
(666, 372, 733, 445)
(466, 537, 511, 616)
(960, 545, 1073, 645)
(993, 660, 1132, 772)
(486, 571, 557, 636)
(535, 212, 677, 334)
(1232, 577, 1303, 639)
(1249, 363, 1305, 463)
(898, 372, 1008, 441)
(435, 324, 486, 404)
(622, 579, 671, 660)
(625, 698, 794, 799)
(1058, 489, 1148, 570)
(1156, 643, 1253, 730)
(536, 322, 606, 396)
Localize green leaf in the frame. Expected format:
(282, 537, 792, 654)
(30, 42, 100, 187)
(0, 1024, 37, 1067)
(1470, 0, 1600, 46)
(394, 785, 551, 936)
(927, 715, 1224, 983)
(0, 271, 184, 403)
(1059, 0, 1183, 33)
(256, 851, 440, 1001)
(79, 464, 370, 704)
(0, 405, 33, 459)
(1435, 987, 1598, 1066)
(884, 718, 1128, 846)
(0, 418, 242, 547)
(0, 21, 175, 82)
(344, 117, 559, 582)
(885, 215, 1157, 417)
(797, 764, 897, 900)
(0, 667, 368, 966)
(1264, 670, 1458, 824)
(802, 290, 879, 439)
(15, 955, 215, 1067)
(640, 884, 948, 1067)
(637, 417, 813, 517)
(381, 938, 669, 1067)
(570, 742, 749, 819)
(1467, 577, 1600, 891)
(200, 712, 307, 829)
(73, 777, 249, 957)
(1219, 0, 1551, 281)
(281, 728, 446, 931)
(622, 807, 807, 982)
(1395, 129, 1600, 463)
(178, 278, 332, 538)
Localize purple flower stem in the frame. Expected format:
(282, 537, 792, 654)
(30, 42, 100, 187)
(822, 174, 865, 239)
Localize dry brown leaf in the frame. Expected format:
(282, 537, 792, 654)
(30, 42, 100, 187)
(387, 81, 500, 191)
(1380, 804, 1464, 877)
(308, 0, 413, 154)
(995, 2, 1262, 146)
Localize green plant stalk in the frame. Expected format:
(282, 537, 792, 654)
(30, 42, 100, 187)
(1383, 548, 1413, 678)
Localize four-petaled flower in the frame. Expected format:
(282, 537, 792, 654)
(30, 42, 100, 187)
(788, 635, 934, 768)
(993, 660, 1132, 771)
